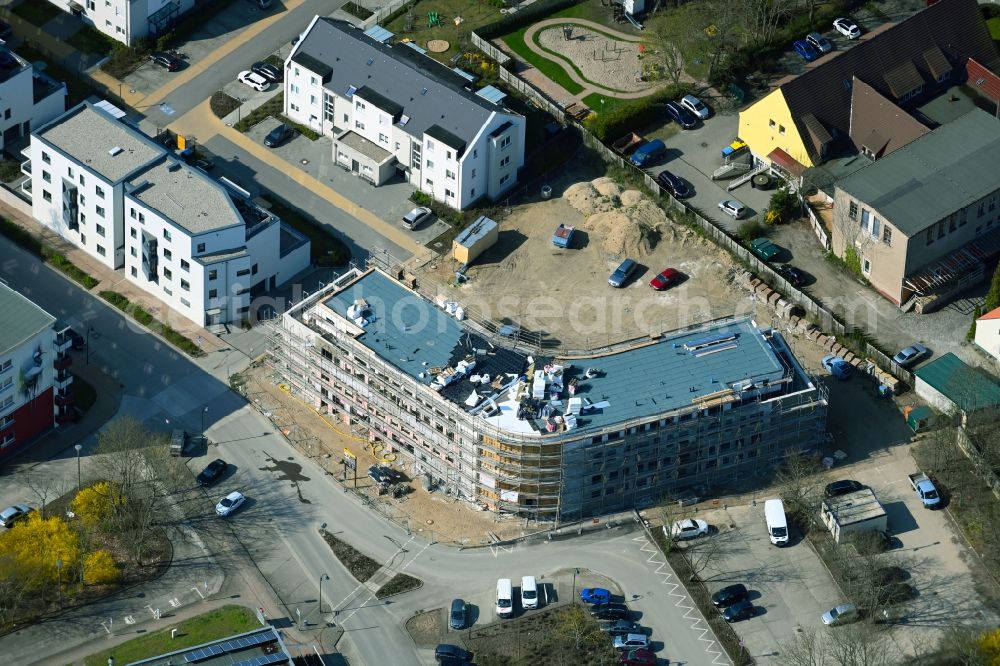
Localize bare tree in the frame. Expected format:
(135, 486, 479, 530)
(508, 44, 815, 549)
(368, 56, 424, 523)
(23, 470, 69, 519)
(775, 451, 823, 531)
(745, 0, 792, 47)
(786, 624, 899, 666)
(783, 627, 831, 666)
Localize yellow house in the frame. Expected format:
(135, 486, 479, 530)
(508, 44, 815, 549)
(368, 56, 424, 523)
(737, 0, 998, 171)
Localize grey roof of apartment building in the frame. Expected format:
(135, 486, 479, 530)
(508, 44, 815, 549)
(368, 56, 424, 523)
(319, 270, 797, 435)
(823, 488, 886, 526)
(293, 18, 504, 145)
(128, 159, 244, 235)
(837, 109, 1000, 236)
(35, 103, 166, 183)
(0, 283, 55, 355)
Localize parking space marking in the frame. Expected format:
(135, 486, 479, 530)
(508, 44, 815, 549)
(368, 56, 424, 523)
(634, 535, 732, 666)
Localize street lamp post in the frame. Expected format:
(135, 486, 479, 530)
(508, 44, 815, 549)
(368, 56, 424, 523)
(74, 444, 82, 489)
(571, 568, 579, 604)
(201, 406, 209, 443)
(86, 326, 94, 365)
(318, 573, 330, 619)
(55, 559, 63, 609)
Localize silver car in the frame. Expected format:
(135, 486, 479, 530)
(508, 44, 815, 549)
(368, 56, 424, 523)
(718, 199, 747, 219)
(401, 206, 432, 230)
(892, 344, 929, 368)
(680, 94, 711, 120)
(0, 504, 31, 528)
(822, 602, 859, 626)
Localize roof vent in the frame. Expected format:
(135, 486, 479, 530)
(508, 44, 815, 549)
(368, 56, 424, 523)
(421, 88, 428, 96)
(109, 146, 123, 156)
(367, 58, 374, 66)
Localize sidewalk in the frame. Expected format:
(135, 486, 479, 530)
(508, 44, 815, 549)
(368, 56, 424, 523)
(0, 200, 228, 355)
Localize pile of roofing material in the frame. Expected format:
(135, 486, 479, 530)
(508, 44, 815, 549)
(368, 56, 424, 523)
(563, 177, 665, 257)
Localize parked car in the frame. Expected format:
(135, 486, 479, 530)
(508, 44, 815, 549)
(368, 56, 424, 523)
(612, 633, 650, 651)
(892, 344, 929, 367)
(777, 264, 806, 287)
(215, 491, 245, 517)
(665, 100, 697, 129)
(237, 70, 269, 92)
(666, 518, 709, 540)
(580, 587, 612, 604)
(723, 599, 755, 622)
(600, 619, 643, 636)
(833, 17, 861, 39)
(680, 94, 711, 120)
(449, 598, 468, 630)
(0, 504, 32, 528)
(196, 459, 228, 487)
(824, 479, 864, 498)
(806, 31, 834, 53)
(629, 139, 666, 167)
(750, 238, 782, 261)
(822, 602, 859, 626)
(368, 465, 401, 485)
(718, 199, 747, 219)
(66, 328, 86, 350)
(251, 61, 283, 83)
(821, 354, 853, 380)
(711, 583, 748, 608)
(434, 644, 471, 663)
(590, 602, 631, 620)
(793, 39, 820, 62)
(264, 123, 293, 147)
(649, 268, 682, 291)
(402, 206, 433, 230)
(656, 169, 690, 198)
(192, 158, 215, 172)
(150, 52, 182, 71)
(608, 258, 638, 288)
(619, 649, 656, 666)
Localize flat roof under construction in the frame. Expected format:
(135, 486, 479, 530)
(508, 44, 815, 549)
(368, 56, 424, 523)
(317, 270, 809, 436)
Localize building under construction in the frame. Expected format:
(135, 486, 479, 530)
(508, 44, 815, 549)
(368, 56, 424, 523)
(268, 266, 829, 521)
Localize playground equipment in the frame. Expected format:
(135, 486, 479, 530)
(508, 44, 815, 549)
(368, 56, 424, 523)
(428, 11, 442, 27)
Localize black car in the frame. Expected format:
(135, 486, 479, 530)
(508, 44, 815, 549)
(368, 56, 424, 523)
(196, 459, 228, 487)
(434, 644, 471, 663)
(264, 123, 293, 148)
(449, 598, 468, 630)
(251, 61, 283, 83)
(723, 599, 755, 622)
(599, 619, 642, 636)
(656, 170, 690, 198)
(150, 52, 182, 71)
(665, 101, 697, 129)
(368, 465, 401, 485)
(824, 479, 865, 498)
(777, 264, 807, 287)
(711, 583, 748, 608)
(589, 602, 630, 620)
(66, 328, 86, 351)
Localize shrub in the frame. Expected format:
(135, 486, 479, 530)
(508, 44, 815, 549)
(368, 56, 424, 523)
(72, 482, 120, 528)
(968, 305, 981, 341)
(210, 92, 241, 119)
(0, 217, 42, 255)
(584, 84, 692, 141)
(842, 246, 864, 279)
(83, 550, 120, 586)
(0, 159, 22, 182)
(737, 220, 766, 242)
(476, 0, 584, 39)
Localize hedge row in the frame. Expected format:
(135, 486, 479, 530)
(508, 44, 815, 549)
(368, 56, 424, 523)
(476, 0, 585, 39)
(584, 83, 693, 141)
(0, 217, 98, 289)
(98, 291, 205, 357)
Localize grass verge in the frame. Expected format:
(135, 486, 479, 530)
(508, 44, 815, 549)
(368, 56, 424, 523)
(232, 92, 319, 140)
(0, 218, 99, 288)
(375, 573, 423, 598)
(319, 529, 381, 583)
(502, 27, 584, 95)
(261, 196, 351, 267)
(99, 291, 205, 357)
(343, 1, 374, 20)
(83, 605, 259, 666)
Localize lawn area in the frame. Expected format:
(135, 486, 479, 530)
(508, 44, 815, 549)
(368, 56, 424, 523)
(989, 17, 1000, 43)
(67, 25, 115, 56)
(11, 2, 62, 26)
(384, 0, 504, 63)
(261, 196, 351, 267)
(502, 26, 584, 95)
(83, 606, 259, 666)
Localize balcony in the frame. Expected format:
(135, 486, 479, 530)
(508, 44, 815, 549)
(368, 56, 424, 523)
(53, 353, 72, 371)
(54, 392, 73, 407)
(20, 179, 31, 195)
(54, 334, 72, 354)
(54, 370, 73, 389)
(20, 159, 30, 176)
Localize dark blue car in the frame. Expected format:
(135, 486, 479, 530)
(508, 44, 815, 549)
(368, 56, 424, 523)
(793, 40, 819, 62)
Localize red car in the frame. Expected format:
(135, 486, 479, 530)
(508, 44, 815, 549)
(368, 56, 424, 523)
(620, 648, 656, 665)
(649, 268, 682, 290)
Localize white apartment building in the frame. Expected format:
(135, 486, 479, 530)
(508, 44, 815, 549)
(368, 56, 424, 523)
(0, 46, 66, 154)
(44, 0, 193, 46)
(285, 18, 526, 210)
(26, 102, 311, 327)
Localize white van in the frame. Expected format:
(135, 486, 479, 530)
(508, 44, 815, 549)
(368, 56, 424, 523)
(496, 578, 513, 618)
(521, 575, 538, 610)
(764, 498, 789, 546)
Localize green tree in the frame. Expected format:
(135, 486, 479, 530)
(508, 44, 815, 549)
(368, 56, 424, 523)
(985, 262, 1000, 313)
(968, 305, 982, 341)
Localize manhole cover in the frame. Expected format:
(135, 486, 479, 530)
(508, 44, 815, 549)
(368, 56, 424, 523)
(300, 159, 309, 165)
(700, 142, 708, 148)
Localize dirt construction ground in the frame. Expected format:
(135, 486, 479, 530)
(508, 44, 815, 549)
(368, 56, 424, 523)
(413, 176, 742, 350)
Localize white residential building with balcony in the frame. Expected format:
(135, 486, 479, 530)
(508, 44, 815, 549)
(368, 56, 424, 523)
(284, 17, 525, 210)
(43, 0, 194, 46)
(0, 46, 66, 155)
(25, 102, 311, 327)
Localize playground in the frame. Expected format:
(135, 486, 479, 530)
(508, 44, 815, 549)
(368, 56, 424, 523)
(535, 23, 658, 93)
(385, 0, 504, 63)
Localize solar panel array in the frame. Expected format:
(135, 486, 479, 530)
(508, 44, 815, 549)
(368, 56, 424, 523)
(232, 653, 288, 666)
(183, 632, 277, 663)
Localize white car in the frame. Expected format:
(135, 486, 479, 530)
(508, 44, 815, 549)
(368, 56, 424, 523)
(237, 70, 269, 92)
(216, 491, 246, 517)
(680, 94, 710, 120)
(665, 518, 710, 540)
(718, 199, 747, 219)
(833, 17, 861, 39)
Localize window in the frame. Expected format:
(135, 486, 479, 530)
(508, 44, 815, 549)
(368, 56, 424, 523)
(979, 203, 985, 217)
(79, 213, 85, 225)
(130, 208, 136, 219)
(292, 103, 300, 112)
(882, 226, 892, 245)
(163, 268, 172, 280)
(180, 297, 190, 307)
(473, 149, 478, 158)
(926, 228, 934, 245)
(470, 188, 475, 198)
(0, 377, 9, 392)
(343, 113, 349, 123)
(138, 212, 145, 223)
(870, 216, 880, 239)
(80, 174, 85, 186)
(96, 205, 105, 217)
(42, 170, 51, 183)
(197, 243, 205, 253)
(291, 84, 299, 94)
(395, 142, 400, 150)
(354, 120, 365, 130)
(130, 228, 137, 239)
(42, 190, 51, 202)
(378, 133, 388, 144)
(445, 189, 455, 198)
(862, 259, 871, 274)
(938, 220, 945, 239)
(426, 159, 434, 169)
(0, 360, 10, 373)
(446, 150, 452, 160)
(163, 229, 172, 241)
(500, 156, 510, 167)
(949, 216, 956, 232)
(96, 224, 105, 237)
(209, 289, 218, 299)
(95, 185, 104, 199)
(860, 208, 870, 233)
(769, 119, 776, 128)
(356, 101, 366, 110)
(236, 268, 251, 277)
(163, 248, 172, 260)
(164, 287, 172, 296)
(310, 95, 316, 105)
(96, 245, 105, 256)
(180, 279, 190, 291)
(778, 125, 786, 135)
(446, 169, 455, 180)
(499, 174, 509, 186)
(848, 201, 858, 219)
(471, 168, 477, 178)
(130, 247, 137, 257)
(1, 433, 14, 449)
(181, 259, 189, 271)
(41, 151, 50, 164)
(80, 233, 86, 244)
(500, 136, 511, 148)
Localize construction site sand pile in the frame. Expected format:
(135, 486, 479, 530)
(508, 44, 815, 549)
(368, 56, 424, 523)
(563, 178, 662, 256)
